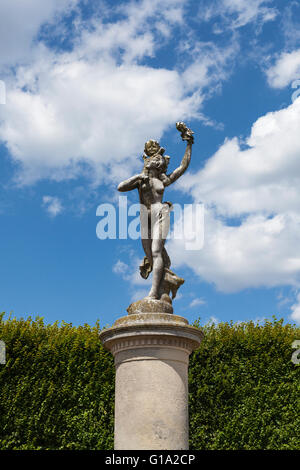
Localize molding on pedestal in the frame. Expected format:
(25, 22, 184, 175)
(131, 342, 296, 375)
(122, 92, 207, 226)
(99, 313, 204, 355)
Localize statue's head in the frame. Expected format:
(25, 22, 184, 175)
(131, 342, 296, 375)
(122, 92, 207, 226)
(143, 140, 170, 174)
(144, 140, 161, 157)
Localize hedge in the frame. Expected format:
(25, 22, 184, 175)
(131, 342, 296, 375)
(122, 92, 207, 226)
(189, 318, 300, 450)
(0, 313, 299, 450)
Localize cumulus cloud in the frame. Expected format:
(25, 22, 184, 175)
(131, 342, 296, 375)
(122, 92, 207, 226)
(131, 288, 150, 302)
(198, 0, 277, 31)
(290, 293, 300, 324)
(0, 0, 239, 186)
(113, 254, 152, 300)
(189, 297, 206, 308)
(0, 53, 197, 185)
(77, 0, 185, 64)
(113, 260, 130, 275)
(266, 49, 300, 88)
(42, 195, 63, 217)
(281, 2, 300, 49)
(181, 40, 238, 93)
(177, 98, 300, 217)
(0, 0, 78, 67)
(167, 97, 300, 293)
(169, 210, 300, 292)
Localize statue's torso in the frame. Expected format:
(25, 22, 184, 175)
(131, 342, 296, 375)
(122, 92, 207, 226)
(140, 176, 165, 210)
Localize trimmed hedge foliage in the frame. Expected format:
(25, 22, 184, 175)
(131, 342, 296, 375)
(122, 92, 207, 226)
(0, 314, 114, 450)
(0, 313, 299, 450)
(189, 318, 300, 450)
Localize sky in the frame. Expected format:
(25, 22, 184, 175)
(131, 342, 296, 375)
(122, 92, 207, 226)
(1, 0, 300, 328)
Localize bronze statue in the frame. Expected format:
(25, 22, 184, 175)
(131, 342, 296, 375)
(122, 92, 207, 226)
(118, 122, 194, 313)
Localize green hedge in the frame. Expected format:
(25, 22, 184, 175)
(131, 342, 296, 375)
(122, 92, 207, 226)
(0, 313, 299, 450)
(0, 314, 114, 450)
(189, 318, 300, 450)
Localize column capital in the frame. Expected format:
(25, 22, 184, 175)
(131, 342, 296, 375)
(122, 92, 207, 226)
(100, 313, 204, 356)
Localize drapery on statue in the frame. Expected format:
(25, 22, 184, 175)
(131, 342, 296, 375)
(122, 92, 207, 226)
(118, 122, 194, 313)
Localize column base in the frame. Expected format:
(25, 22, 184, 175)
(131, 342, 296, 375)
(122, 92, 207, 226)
(100, 313, 203, 450)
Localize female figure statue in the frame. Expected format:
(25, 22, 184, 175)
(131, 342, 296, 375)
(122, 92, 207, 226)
(118, 122, 194, 311)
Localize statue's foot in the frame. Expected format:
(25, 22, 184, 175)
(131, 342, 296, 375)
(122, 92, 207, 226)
(144, 292, 159, 300)
(160, 293, 172, 305)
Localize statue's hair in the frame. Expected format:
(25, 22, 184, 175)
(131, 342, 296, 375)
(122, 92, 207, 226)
(144, 139, 161, 156)
(143, 153, 170, 175)
(142, 140, 170, 184)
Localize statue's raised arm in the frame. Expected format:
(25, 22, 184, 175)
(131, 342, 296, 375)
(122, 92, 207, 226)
(164, 122, 194, 187)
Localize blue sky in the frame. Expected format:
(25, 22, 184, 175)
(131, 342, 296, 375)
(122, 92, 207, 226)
(1, 0, 300, 327)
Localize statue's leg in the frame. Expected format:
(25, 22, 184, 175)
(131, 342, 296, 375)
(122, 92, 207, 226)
(139, 211, 153, 279)
(147, 204, 170, 299)
(141, 237, 152, 267)
(147, 237, 165, 299)
(141, 212, 152, 265)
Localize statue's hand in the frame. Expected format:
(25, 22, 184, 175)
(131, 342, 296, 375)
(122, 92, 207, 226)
(176, 121, 194, 144)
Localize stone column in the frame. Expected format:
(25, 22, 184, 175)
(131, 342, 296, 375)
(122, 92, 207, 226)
(99, 313, 203, 450)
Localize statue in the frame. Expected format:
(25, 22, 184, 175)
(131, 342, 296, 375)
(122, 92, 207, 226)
(118, 122, 194, 314)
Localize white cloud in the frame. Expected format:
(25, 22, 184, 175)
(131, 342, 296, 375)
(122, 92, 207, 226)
(168, 210, 300, 292)
(131, 288, 150, 303)
(277, 291, 293, 309)
(113, 260, 129, 275)
(0, 0, 78, 67)
(182, 40, 238, 92)
(42, 195, 63, 217)
(77, 0, 185, 64)
(0, 0, 236, 186)
(198, 0, 277, 31)
(266, 49, 300, 88)
(0, 55, 198, 185)
(167, 97, 300, 293)
(223, 0, 277, 28)
(113, 253, 151, 285)
(189, 297, 206, 308)
(281, 2, 300, 49)
(290, 293, 300, 324)
(178, 98, 300, 217)
(113, 253, 152, 302)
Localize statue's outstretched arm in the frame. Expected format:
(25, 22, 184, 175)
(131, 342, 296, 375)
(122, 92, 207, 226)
(118, 174, 147, 192)
(164, 122, 194, 187)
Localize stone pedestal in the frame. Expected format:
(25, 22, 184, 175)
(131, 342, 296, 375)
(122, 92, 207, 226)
(99, 313, 203, 450)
